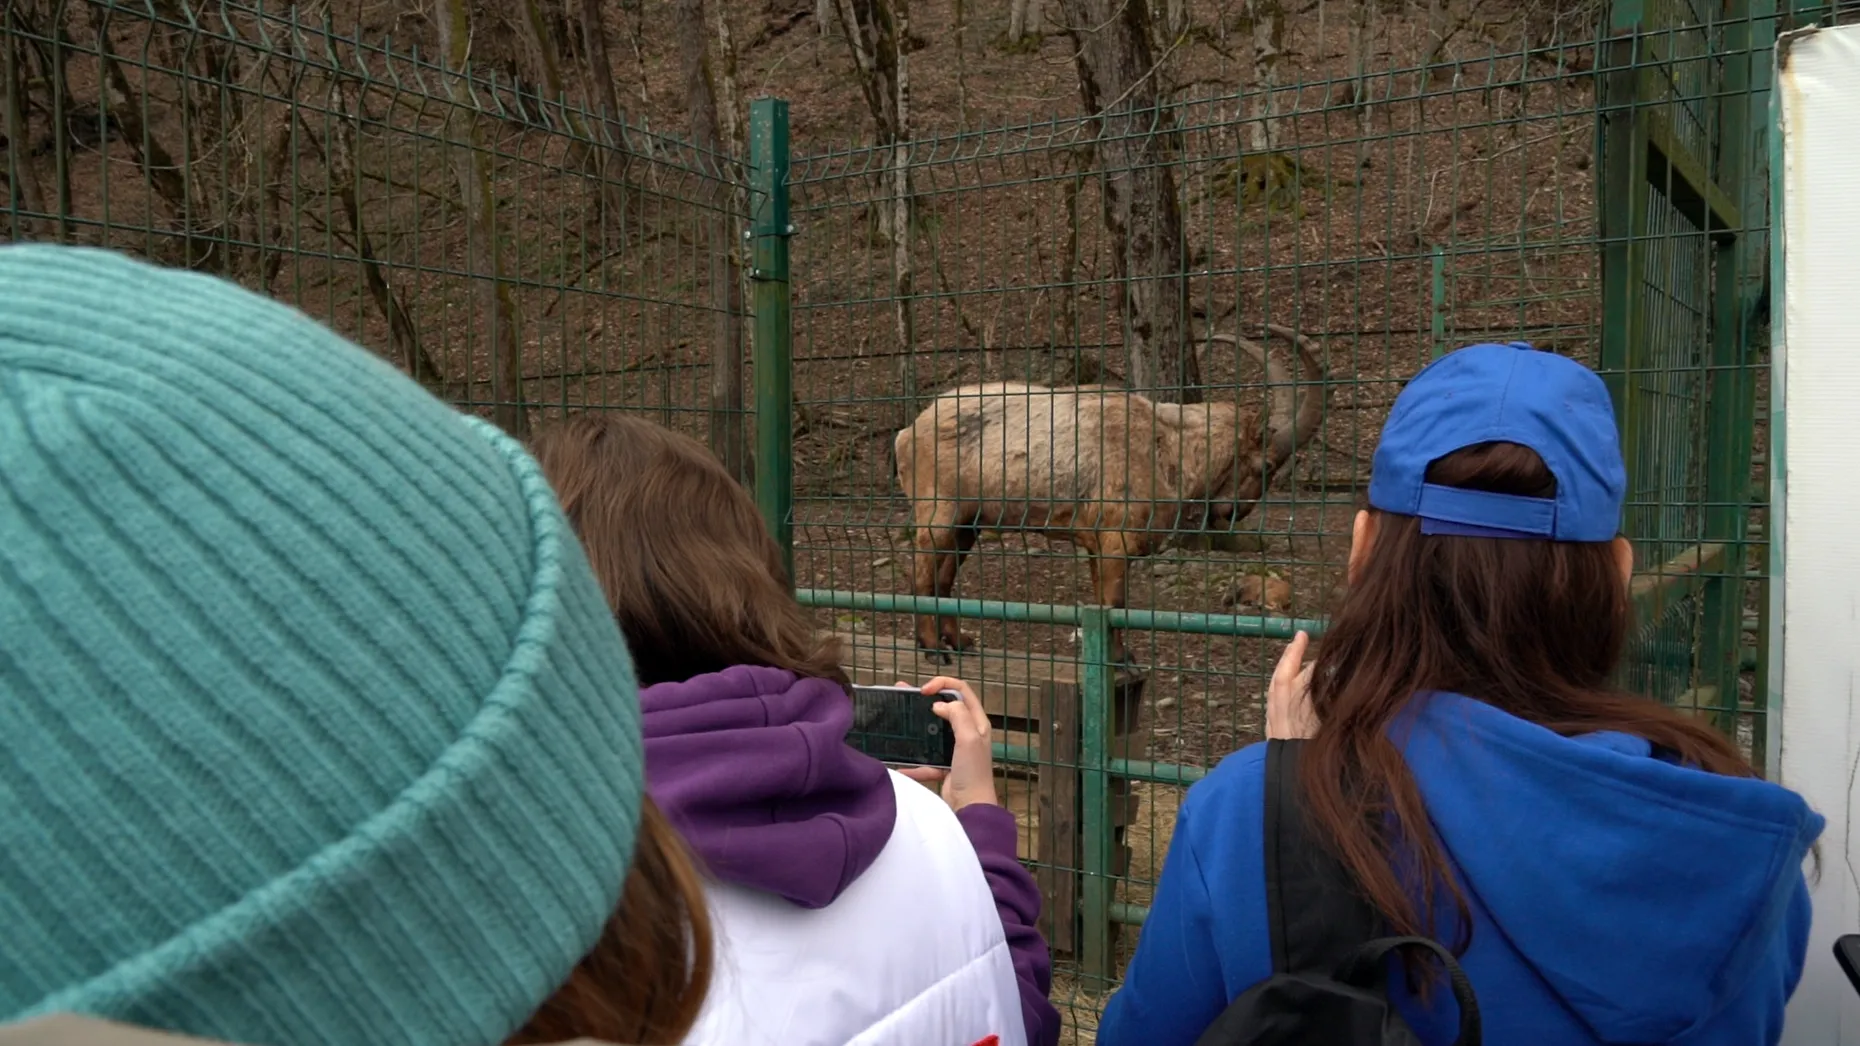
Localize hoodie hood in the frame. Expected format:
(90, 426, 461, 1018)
(639, 665, 897, 909)
(1397, 693, 1823, 1043)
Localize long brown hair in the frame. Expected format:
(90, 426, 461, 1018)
(1304, 441, 1752, 962)
(507, 797, 714, 1045)
(530, 413, 847, 688)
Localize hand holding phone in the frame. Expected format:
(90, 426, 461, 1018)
(849, 684, 962, 768)
(892, 677, 1000, 814)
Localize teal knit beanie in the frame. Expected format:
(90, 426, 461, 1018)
(0, 245, 647, 1046)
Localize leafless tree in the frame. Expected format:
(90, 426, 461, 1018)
(674, 0, 751, 482)
(313, 85, 450, 397)
(1245, 0, 1286, 151)
(3, 10, 45, 238)
(1007, 0, 1043, 46)
(576, 0, 635, 232)
(1056, 0, 1200, 402)
(437, 0, 530, 438)
(84, 4, 223, 272)
(829, 0, 920, 420)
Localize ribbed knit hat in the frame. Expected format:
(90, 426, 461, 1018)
(0, 245, 647, 1045)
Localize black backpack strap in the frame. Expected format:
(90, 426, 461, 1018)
(1265, 738, 1382, 976)
(1335, 936, 1483, 1046)
(1267, 739, 1483, 1046)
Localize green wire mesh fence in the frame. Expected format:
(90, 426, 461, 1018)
(782, 3, 1794, 1032)
(4, 0, 1829, 1039)
(1, 0, 745, 449)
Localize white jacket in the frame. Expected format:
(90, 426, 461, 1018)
(684, 771, 1029, 1046)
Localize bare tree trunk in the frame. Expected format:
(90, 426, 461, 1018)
(1152, 0, 1186, 73)
(625, 1, 652, 106)
(3, 18, 45, 238)
(437, 0, 530, 439)
(714, 5, 743, 152)
(829, 0, 920, 415)
(1008, 0, 1041, 44)
(255, 108, 292, 291)
(1348, 0, 1372, 107)
(1245, 0, 1285, 152)
(577, 0, 633, 232)
(14, 3, 77, 234)
(517, 0, 590, 144)
(1164, 0, 1187, 40)
(86, 5, 222, 272)
(889, 0, 916, 422)
(952, 0, 969, 129)
(831, 0, 900, 143)
(1349, 0, 1375, 169)
(1058, 161, 1083, 378)
(1056, 0, 1199, 402)
(674, 0, 750, 482)
(315, 97, 448, 396)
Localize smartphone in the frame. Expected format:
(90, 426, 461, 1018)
(1835, 935, 1860, 996)
(847, 685, 961, 769)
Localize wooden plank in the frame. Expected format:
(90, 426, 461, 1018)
(1036, 678, 1080, 956)
(1107, 671, 1147, 955)
(1641, 106, 1742, 237)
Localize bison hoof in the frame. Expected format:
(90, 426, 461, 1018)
(916, 633, 977, 664)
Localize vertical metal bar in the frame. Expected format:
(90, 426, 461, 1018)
(749, 98, 794, 579)
(1430, 245, 1446, 359)
(1762, 48, 1788, 782)
(1742, 0, 1781, 772)
(1079, 605, 1113, 985)
(51, 0, 70, 242)
(1599, 19, 1647, 430)
(1599, 5, 1651, 693)
(1700, 3, 1758, 737)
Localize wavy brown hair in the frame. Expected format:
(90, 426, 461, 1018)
(530, 413, 848, 689)
(507, 797, 713, 1045)
(1304, 441, 1753, 971)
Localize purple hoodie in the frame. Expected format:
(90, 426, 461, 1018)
(640, 664, 1060, 1046)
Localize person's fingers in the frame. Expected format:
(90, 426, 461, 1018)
(918, 675, 977, 702)
(919, 676, 988, 736)
(929, 695, 987, 742)
(896, 765, 948, 785)
(958, 686, 991, 738)
(1273, 631, 1309, 685)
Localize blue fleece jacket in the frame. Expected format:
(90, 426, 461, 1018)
(1097, 693, 1824, 1046)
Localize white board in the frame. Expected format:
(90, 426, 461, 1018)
(1775, 21, 1860, 1046)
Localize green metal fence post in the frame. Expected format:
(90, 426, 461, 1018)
(1762, 43, 1790, 781)
(1742, 0, 1782, 773)
(1079, 606, 1114, 987)
(1698, 5, 1764, 738)
(1599, 4, 1648, 522)
(749, 98, 794, 578)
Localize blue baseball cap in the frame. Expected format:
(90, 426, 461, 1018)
(1368, 342, 1627, 542)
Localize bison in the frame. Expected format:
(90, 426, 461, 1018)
(893, 325, 1326, 664)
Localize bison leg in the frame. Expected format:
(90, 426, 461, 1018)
(934, 525, 981, 652)
(1092, 533, 1139, 666)
(911, 511, 979, 662)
